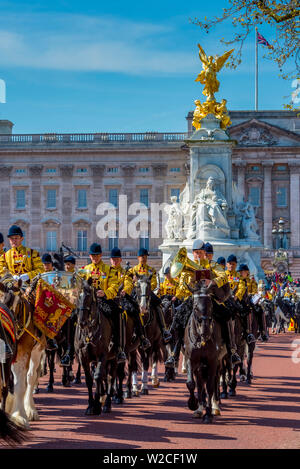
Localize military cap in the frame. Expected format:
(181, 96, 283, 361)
(217, 256, 226, 266)
(192, 239, 205, 250)
(138, 248, 149, 256)
(64, 255, 76, 265)
(89, 243, 102, 255)
(8, 225, 23, 238)
(237, 264, 249, 272)
(0, 232, 3, 244)
(204, 242, 214, 253)
(227, 254, 237, 263)
(111, 247, 122, 258)
(42, 253, 53, 264)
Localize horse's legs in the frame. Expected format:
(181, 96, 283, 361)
(80, 354, 97, 415)
(186, 357, 198, 412)
(203, 365, 217, 424)
(0, 361, 11, 412)
(246, 343, 255, 384)
(229, 364, 238, 396)
(115, 362, 125, 404)
(46, 350, 55, 392)
(24, 343, 44, 422)
(141, 353, 150, 395)
(74, 359, 81, 384)
(192, 370, 204, 418)
(9, 351, 31, 428)
(151, 361, 160, 387)
(212, 368, 221, 416)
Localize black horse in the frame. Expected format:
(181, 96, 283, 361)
(184, 281, 227, 423)
(293, 300, 300, 333)
(74, 279, 116, 415)
(160, 295, 180, 382)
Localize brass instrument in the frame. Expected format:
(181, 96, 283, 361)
(170, 247, 201, 279)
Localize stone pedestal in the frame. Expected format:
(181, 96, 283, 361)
(159, 114, 264, 280)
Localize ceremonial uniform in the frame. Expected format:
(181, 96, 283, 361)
(0, 245, 44, 280)
(80, 260, 118, 300)
(158, 277, 179, 298)
(129, 263, 157, 291)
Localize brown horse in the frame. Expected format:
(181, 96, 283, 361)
(0, 276, 46, 429)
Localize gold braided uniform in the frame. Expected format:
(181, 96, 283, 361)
(129, 263, 157, 291)
(158, 278, 179, 297)
(0, 245, 44, 280)
(226, 269, 247, 302)
(80, 260, 118, 300)
(177, 257, 228, 301)
(249, 276, 258, 295)
(110, 265, 134, 296)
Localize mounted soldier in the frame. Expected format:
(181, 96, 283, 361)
(79, 242, 126, 364)
(0, 225, 44, 283)
(64, 256, 76, 273)
(41, 253, 54, 273)
(129, 248, 172, 344)
(109, 247, 151, 351)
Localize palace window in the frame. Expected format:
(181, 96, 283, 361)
(108, 231, 119, 251)
(46, 189, 57, 209)
(170, 167, 181, 172)
(139, 167, 149, 173)
(107, 167, 118, 173)
(77, 230, 87, 251)
(170, 188, 180, 202)
(46, 231, 57, 251)
(248, 186, 261, 207)
(15, 168, 26, 174)
(140, 188, 149, 207)
(77, 189, 87, 209)
(16, 189, 26, 209)
(76, 168, 88, 173)
(276, 187, 287, 207)
(109, 189, 119, 208)
(45, 168, 57, 174)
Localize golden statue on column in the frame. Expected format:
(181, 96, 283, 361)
(192, 44, 234, 131)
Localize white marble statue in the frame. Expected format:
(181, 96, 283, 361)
(188, 176, 230, 238)
(164, 196, 184, 240)
(240, 201, 260, 240)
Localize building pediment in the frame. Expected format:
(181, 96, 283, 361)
(229, 118, 300, 147)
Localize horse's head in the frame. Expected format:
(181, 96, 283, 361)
(0, 279, 22, 310)
(77, 278, 97, 329)
(134, 274, 151, 316)
(189, 281, 214, 343)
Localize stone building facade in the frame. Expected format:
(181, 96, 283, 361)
(0, 110, 299, 274)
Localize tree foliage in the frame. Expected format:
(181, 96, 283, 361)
(192, 0, 300, 82)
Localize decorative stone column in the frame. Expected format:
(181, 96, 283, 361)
(29, 165, 43, 250)
(90, 164, 105, 245)
(235, 159, 247, 201)
(262, 161, 274, 249)
(59, 164, 74, 247)
(289, 162, 300, 248)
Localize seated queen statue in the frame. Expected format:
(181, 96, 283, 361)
(188, 176, 230, 239)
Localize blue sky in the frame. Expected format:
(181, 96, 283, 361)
(0, 0, 295, 134)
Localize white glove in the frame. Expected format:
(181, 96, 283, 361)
(19, 273, 30, 282)
(13, 275, 20, 280)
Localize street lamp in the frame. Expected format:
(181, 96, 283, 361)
(272, 218, 290, 249)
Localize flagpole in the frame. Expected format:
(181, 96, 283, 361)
(255, 27, 258, 111)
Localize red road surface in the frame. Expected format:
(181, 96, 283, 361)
(5, 331, 300, 450)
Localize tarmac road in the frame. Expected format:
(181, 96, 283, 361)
(5, 331, 300, 450)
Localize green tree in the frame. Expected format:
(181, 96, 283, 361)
(192, 1, 299, 87)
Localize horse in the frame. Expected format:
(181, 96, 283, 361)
(0, 276, 46, 429)
(74, 279, 116, 415)
(160, 295, 178, 382)
(0, 302, 17, 414)
(0, 408, 28, 446)
(273, 294, 292, 334)
(293, 300, 300, 333)
(184, 281, 227, 423)
(132, 274, 164, 395)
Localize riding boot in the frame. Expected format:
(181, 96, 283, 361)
(156, 306, 172, 344)
(117, 312, 127, 364)
(227, 318, 241, 365)
(257, 307, 268, 342)
(47, 338, 58, 351)
(133, 312, 151, 350)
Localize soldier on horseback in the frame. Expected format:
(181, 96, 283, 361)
(0, 225, 44, 283)
(79, 242, 127, 364)
(41, 253, 54, 272)
(64, 256, 76, 273)
(225, 256, 256, 345)
(109, 247, 151, 351)
(129, 248, 172, 344)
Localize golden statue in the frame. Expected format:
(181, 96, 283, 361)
(193, 44, 234, 130)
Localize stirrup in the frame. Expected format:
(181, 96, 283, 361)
(117, 350, 127, 364)
(163, 330, 172, 344)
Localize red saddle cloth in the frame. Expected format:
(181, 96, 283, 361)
(33, 279, 75, 339)
(0, 304, 16, 343)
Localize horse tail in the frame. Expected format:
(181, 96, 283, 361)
(150, 344, 164, 367)
(0, 409, 29, 446)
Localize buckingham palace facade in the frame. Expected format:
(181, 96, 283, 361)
(0, 110, 299, 274)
